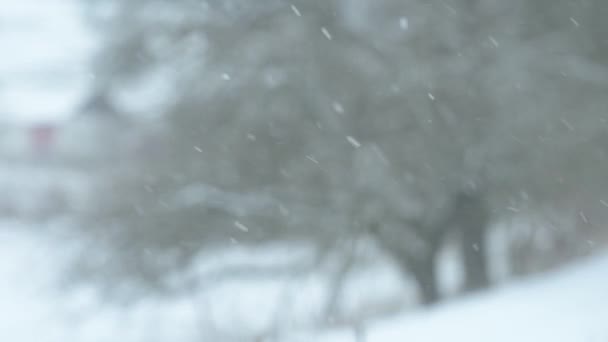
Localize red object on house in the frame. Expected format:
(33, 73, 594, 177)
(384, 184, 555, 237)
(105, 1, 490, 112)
(30, 124, 56, 153)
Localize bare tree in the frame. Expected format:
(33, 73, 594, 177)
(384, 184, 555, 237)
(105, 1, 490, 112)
(81, 0, 608, 305)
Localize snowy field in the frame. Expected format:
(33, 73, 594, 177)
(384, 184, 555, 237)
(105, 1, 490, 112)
(1, 220, 607, 342)
(361, 254, 608, 342)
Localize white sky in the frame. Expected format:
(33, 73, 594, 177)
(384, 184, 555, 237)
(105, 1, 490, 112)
(0, 0, 95, 124)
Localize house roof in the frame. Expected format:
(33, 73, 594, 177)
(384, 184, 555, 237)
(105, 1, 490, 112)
(78, 92, 122, 118)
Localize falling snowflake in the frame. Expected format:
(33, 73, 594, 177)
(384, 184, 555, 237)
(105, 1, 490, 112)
(560, 118, 574, 131)
(306, 155, 319, 164)
(234, 221, 249, 232)
(332, 101, 344, 114)
(399, 17, 409, 30)
(321, 27, 332, 40)
(290, 4, 301, 17)
(346, 136, 361, 148)
(569, 17, 579, 27)
(579, 211, 589, 224)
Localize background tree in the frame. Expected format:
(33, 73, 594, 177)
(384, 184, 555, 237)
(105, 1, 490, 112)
(79, 0, 608, 305)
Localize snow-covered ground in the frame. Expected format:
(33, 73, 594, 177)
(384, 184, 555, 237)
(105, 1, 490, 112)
(0, 220, 406, 341)
(311, 252, 608, 342)
(1, 220, 606, 342)
(363, 254, 608, 342)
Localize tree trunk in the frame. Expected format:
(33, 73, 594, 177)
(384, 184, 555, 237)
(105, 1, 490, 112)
(324, 238, 358, 319)
(409, 253, 440, 305)
(452, 191, 491, 292)
(462, 220, 490, 291)
(368, 220, 444, 306)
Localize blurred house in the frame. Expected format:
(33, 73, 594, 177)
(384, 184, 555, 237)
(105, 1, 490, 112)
(0, 92, 163, 219)
(54, 92, 132, 164)
(0, 92, 154, 165)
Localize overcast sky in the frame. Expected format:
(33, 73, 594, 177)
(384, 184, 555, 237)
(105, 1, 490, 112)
(0, 0, 95, 124)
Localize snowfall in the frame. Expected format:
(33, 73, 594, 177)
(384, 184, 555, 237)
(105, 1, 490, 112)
(2, 0, 608, 341)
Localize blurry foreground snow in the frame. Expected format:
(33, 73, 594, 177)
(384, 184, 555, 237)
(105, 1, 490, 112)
(1, 221, 606, 342)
